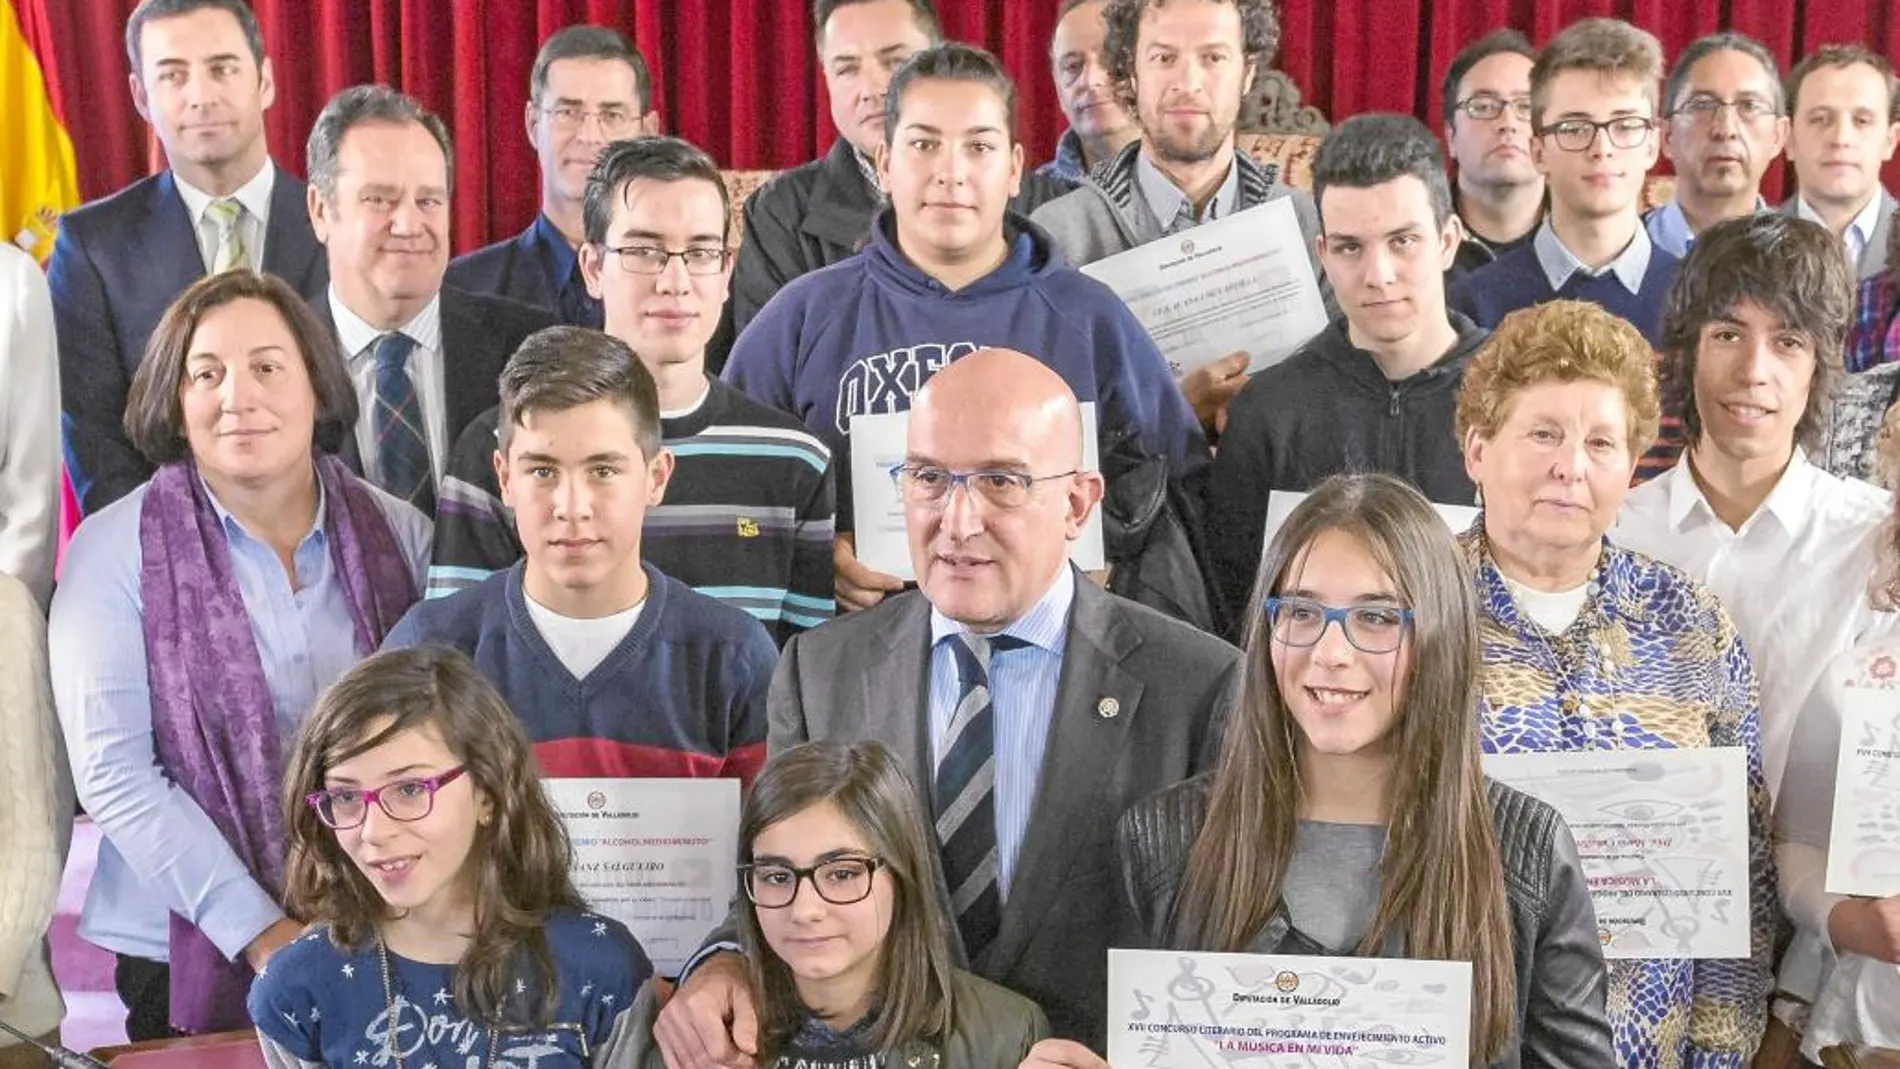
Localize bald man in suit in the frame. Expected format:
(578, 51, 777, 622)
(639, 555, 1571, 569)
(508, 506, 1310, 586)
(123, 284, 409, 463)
(655, 348, 1239, 1064)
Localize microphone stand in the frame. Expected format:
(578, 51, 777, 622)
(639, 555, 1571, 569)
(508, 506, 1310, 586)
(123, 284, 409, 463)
(0, 1017, 111, 1069)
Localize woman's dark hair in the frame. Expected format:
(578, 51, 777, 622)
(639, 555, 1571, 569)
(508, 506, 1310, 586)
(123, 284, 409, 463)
(280, 646, 586, 1028)
(124, 269, 357, 466)
(1172, 474, 1516, 1064)
(737, 741, 958, 1062)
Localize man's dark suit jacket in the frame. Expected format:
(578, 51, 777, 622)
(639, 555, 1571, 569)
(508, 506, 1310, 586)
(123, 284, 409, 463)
(317, 286, 556, 507)
(444, 214, 600, 326)
(49, 165, 329, 515)
(766, 572, 1240, 1046)
(703, 138, 1078, 374)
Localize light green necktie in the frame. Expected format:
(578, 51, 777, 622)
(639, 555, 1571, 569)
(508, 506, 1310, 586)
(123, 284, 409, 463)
(206, 197, 249, 272)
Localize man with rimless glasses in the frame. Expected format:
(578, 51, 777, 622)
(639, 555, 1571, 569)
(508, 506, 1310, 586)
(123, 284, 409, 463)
(655, 349, 1238, 1059)
(1644, 33, 1789, 258)
(446, 26, 659, 326)
(1452, 18, 1681, 348)
(429, 137, 837, 648)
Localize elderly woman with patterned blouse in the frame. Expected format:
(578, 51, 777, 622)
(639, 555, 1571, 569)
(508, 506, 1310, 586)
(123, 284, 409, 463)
(1454, 300, 1778, 1069)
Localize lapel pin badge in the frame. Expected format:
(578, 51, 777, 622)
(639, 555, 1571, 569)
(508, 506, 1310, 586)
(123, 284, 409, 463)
(1096, 696, 1120, 719)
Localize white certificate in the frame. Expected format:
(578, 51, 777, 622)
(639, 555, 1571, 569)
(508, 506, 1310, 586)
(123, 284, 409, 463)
(1483, 749, 1751, 959)
(848, 404, 1105, 580)
(1826, 686, 1900, 896)
(1080, 199, 1329, 378)
(1107, 948, 1470, 1068)
(544, 778, 740, 975)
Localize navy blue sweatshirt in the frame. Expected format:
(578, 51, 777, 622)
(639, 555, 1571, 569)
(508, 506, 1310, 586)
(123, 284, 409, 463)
(722, 210, 1209, 528)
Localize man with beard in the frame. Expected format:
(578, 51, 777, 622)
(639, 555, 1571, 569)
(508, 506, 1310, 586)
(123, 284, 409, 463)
(1644, 33, 1788, 257)
(1031, 0, 1331, 433)
(1441, 30, 1544, 278)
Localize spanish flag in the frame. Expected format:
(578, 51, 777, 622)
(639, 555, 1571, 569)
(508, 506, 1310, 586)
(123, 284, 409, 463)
(1, 0, 79, 263)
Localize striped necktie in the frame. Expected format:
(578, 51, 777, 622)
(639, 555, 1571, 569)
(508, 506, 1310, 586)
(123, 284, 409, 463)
(370, 332, 434, 514)
(205, 198, 249, 272)
(935, 631, 1025, 963)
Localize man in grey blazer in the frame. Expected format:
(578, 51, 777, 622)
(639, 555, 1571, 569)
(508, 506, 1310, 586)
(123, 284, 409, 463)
(1781, 44, 1900, 281)
(654, 348, 1240, 1063)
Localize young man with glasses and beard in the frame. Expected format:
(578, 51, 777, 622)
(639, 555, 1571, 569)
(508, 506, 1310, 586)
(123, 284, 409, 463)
(429, 138, 837, 648)
(1451, 18, 1680, 349)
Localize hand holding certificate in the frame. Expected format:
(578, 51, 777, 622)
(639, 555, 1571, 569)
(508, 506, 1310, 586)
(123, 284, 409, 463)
(1080, 198, 1329, 379)
(1107, 948, 1470, 1068)
(1483, 749, 1751, 959)
(1827, 685, 1900, 897)
(544, 778, 740, 975)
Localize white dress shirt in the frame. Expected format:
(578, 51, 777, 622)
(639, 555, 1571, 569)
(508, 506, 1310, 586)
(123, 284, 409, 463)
(1615, 447, 1899, 795)
(172, 162, 273, 272)
(1794, 191, 1886, 272)
(329, 288, 450, 482)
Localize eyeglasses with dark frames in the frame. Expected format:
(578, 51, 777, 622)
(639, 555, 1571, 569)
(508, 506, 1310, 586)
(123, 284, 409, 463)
(1263, 596, 1414, 654)
(305, 766, 469, 830)
(1535, 115, 1656, 153)
(602, 245, 732, 276)
(1455, 95, 1533, 122)
(740, 856, 885, 909)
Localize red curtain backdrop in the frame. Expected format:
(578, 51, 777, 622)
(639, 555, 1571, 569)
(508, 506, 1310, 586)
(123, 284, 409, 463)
(22, 0, 1900, 254)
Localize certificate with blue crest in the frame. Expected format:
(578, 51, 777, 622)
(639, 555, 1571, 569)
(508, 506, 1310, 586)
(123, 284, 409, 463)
(544, 778, 740, 975)
(1828, 685, 1900, 896)
(1482, 748, 1750, 959)
(1107, 948, 1470, 1068)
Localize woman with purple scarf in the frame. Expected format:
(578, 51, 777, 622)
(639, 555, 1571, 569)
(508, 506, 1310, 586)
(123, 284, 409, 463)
(49, 270, 431, 1040)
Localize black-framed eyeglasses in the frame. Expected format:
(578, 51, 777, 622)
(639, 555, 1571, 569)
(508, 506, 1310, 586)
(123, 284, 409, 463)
(602, 245, 731, 276)
(1536, 116, 1656, 152)
(305, 767, 468, 830)
(740, 856, 884, 908)
(540, 103, 642, 135)
(1263, 596, 1413, 654)
(1670, 93, 1779, 125)
(1455, 95, 1532, 122)
(889, 464, 1079, 511)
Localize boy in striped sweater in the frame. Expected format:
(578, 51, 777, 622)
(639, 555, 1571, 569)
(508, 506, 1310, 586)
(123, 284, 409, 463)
(430, 137, 835, 646)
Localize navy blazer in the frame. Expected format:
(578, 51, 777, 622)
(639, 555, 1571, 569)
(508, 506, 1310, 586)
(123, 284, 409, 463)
(444, 215, 601, 327)
(50, 165, 329, 516)
(316, 285, 556, 510)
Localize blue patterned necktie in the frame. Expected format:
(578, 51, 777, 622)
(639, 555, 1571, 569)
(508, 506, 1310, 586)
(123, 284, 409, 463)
(370, 332, 434, 514)
(935, 631, 1026, 963)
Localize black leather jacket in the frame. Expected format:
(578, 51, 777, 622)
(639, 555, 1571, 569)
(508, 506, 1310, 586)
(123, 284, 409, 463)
(1116, 776, 1615, 1069)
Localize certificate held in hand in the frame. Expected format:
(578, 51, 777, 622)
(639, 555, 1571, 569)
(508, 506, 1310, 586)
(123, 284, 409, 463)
(1107, 948, 1471, 1068)
(1827, 685, 1900, 897)
(1079, 198, 1329, 379)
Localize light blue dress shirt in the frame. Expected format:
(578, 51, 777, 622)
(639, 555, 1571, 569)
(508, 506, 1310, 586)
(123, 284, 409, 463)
(49, 474, 431, 962)
(1135, 150, 1243, 231)
(1645, 196, 1769, 258)
(926, 567, 1075, 900)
